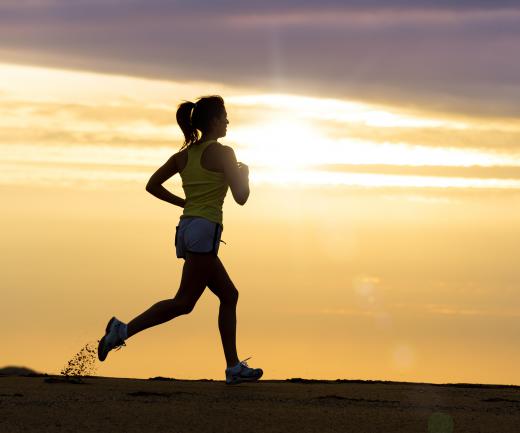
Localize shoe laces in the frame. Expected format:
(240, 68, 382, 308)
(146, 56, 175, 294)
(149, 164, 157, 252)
(113, 341, 126, 352)
(239, 357, 252, 368)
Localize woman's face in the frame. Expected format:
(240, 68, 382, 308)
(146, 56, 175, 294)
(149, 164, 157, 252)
(212, 109, 229, 138)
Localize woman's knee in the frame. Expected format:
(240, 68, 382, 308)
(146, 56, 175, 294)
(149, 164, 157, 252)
(172, 298, 196, 315)
(222, 288, 239, 305)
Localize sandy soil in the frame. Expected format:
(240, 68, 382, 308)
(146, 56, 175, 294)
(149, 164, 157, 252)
(0, 375, 519, 433)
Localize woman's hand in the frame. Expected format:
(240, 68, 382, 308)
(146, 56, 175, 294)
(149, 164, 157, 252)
(237, 162, 249, 177)
(146, 184, 187, 208)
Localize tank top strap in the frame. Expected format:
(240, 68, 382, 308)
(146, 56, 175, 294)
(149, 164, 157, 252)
(186, 139, 219, 169)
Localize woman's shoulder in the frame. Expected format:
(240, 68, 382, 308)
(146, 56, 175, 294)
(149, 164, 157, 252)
(206, 141, 233, 153)
(202, 141, 230, 172)
(174, 148, 189, 159)
(205, 139, 224, 148)
(173, 148, 188, 171)
(174, 141, 229, 173)
(203, 140, 229, 156)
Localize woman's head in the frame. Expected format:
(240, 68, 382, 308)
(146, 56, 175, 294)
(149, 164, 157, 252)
(176, 95, 228, 149)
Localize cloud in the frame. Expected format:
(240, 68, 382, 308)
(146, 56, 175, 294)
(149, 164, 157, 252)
(2, 62, 520, 191)
(6, 1, 520, 12)
(424, 304, 520, 318)
(284, 304, 520, 319)
(0, 2, 519, 118)
(323, 122, 520, 152)
(314, 164, 520, 180)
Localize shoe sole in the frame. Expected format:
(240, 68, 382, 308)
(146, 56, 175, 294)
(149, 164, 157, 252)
(226, 370, 263, 385)
(97, 317, 116, 362)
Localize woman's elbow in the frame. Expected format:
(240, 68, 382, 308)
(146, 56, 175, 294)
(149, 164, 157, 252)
(146, 183, 158, 193)
(234, 190, 250, 205)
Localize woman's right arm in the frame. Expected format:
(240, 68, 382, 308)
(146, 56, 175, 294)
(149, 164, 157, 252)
(145, 154, 186, 208)
(221, 146, 249, 205)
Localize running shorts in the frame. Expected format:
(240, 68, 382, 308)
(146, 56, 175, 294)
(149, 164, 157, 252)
(175, 216, 223, 259)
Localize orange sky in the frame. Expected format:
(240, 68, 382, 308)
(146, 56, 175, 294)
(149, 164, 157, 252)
(1, 63, 520, 385)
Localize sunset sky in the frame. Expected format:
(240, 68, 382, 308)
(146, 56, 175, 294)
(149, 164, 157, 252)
(1, 1, 519, 385)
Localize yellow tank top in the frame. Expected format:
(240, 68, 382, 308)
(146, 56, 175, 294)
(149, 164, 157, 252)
(180, 140, 229, 225)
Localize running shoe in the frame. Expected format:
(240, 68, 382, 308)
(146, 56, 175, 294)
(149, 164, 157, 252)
(97, 316, 126, 362)
(225, 357, 263, 385)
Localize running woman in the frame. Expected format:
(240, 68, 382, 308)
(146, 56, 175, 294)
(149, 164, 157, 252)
(97, 95, 263, 385)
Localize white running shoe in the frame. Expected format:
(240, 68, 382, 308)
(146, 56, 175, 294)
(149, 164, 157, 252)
(225, 357, 263, 385)
(97, 316, 126, 362)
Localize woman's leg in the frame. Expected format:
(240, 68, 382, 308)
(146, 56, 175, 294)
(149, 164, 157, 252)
(126, 253, 216, 339)
(207, 257, 240, 368)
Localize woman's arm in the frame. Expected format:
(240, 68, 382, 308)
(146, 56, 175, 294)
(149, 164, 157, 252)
(221, 146, 249, 205)
(145, 154, 186, 208)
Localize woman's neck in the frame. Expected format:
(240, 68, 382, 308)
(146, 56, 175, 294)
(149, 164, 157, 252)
(199, 132, 219, 143)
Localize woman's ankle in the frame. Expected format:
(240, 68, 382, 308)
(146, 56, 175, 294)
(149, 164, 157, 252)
(227, 360, 240, 369)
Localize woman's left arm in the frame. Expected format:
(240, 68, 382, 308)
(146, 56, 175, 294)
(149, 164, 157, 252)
(145, 154, 186, 208)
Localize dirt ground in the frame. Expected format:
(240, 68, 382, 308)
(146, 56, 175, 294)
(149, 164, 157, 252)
(0, 376, 519, 432)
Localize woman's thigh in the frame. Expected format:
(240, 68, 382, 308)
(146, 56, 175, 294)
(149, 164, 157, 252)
(207, 257, 239, 304)
(173, 253, 217, 307)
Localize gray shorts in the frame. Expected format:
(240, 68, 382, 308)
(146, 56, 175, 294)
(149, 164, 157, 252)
(175, 216, 223, 259)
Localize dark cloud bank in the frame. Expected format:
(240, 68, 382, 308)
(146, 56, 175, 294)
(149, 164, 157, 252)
(1, 1, 520, 118)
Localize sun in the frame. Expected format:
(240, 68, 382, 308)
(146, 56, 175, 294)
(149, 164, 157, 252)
(228, 117, 324, 170)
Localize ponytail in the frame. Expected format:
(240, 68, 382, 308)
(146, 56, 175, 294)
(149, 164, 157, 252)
(176, 95, 225, 150)
(176, 101, 199, 150)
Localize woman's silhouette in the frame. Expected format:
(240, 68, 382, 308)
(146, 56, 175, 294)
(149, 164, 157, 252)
(97, 95, 263, 385)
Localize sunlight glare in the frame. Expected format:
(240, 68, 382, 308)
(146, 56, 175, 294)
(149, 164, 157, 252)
(229, 117, 323, 169)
